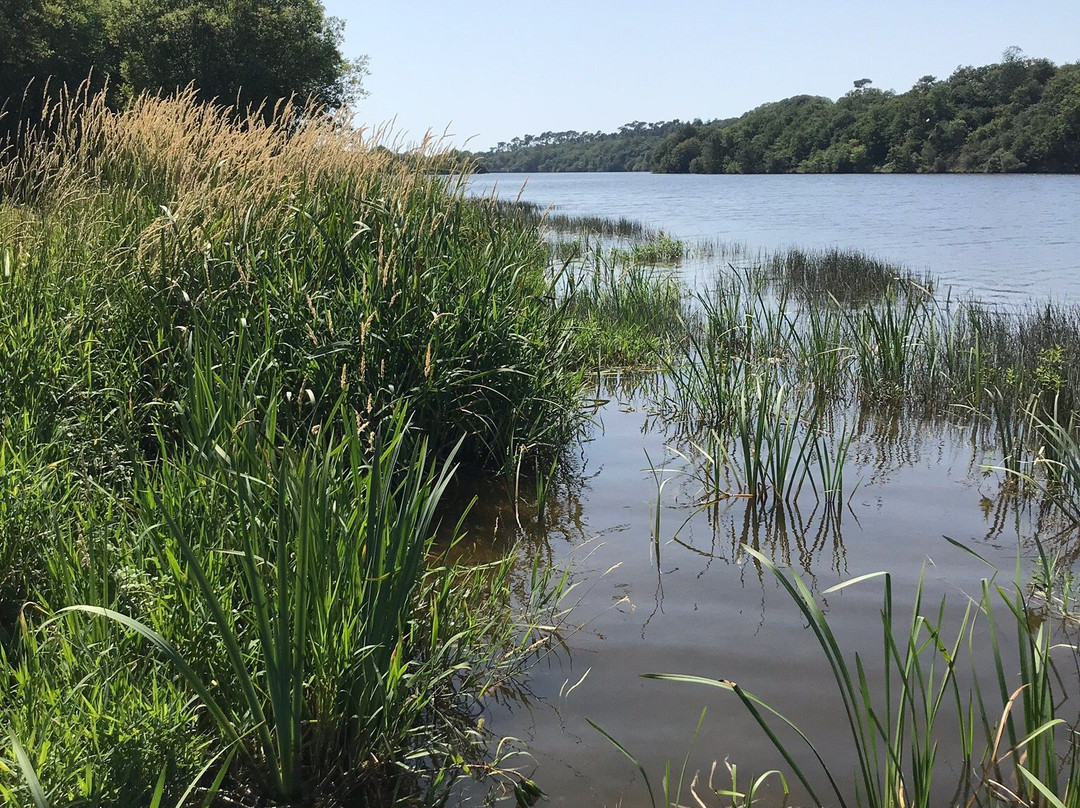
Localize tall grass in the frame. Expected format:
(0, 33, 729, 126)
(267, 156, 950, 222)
(658, 248, 1080, 531)
(1, 85, 589, 476)
(638, 545, 1080, 808)
(0, 87, 590, 805)
(70, 401, 471, 802)
(769, 247, 933, 305)
(565, 257, 688, 369)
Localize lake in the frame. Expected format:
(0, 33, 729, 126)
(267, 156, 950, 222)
(468, 172, 1080, 306)
(458, 173, 1080, 807)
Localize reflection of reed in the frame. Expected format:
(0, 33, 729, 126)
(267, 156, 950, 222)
(663, 492, 851, 582)
(846, 405, 994, 484)
(977, 478, 1080, 553)
(434, 449, 590, 595)
(728, 498, 850, 581)
(593, 368, 667, 405)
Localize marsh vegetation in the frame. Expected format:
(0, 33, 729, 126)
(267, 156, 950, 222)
(3, 87, 1080, 808)
(491, 196, 1080, 807)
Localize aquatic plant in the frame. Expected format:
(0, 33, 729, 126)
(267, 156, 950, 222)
(566, 258, 688, 369)
(728, 373, 817, 503)
(643, 545, 1080, 808)
(769, 247, 933, 305)
(612, 233, 685, 266)
(481, 199, 652, 240)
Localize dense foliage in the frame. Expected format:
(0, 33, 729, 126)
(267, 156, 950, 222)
(0, 0, 364, 136)
(653, 49, 1080, 174)
(475, 51, 1079, 175)
(471, 120, 705, 172)
(0, 90, 592, 807)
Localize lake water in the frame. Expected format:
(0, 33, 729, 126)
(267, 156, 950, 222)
(457, 174, 1080, 807)
(467, 172, 1080, 306)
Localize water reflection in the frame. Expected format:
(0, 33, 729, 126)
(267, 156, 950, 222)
(468, 173, 1080, 307)
(442, 365, 1080, 807)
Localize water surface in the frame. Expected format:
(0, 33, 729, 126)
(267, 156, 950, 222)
(468, 172, 1080, 305)
(457, 174, 1080, 807)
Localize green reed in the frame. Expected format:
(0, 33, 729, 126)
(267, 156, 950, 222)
(0, 89, 592, 806)
(611, 233, 685, 266)
(847, 290, 933, 405)
(566, 257, 688, 369)
(642, 543, 1080, 808)
(730, 373, 817, 503)
(768, 247, 933, 306)
(799, 305, 853, 398)
(68, 403, 456, 801)
(810, 419, 855, 506)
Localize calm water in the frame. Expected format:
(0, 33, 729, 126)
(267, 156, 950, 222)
(468, 172, 1080, 305)
(456, 174, 1080, 807)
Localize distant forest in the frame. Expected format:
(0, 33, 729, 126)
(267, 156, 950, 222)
(470, 120, 716, 172)
(472, 50, 1080, 174)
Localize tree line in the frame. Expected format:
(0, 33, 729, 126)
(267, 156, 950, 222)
(653, 49, 1079, 174)
(470, 120, 707, 172)
(474, 50, 1080, 174)
(1, 0, 365, 139)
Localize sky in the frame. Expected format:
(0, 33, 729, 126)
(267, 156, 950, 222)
(322, 1, 1080, 151)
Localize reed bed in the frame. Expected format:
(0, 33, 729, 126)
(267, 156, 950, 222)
(543, 210, 651, 239)
(0, 87, 614, 806)
(768, 247, 934, 305)
(661, 248, 1080, 528)
(634, 544, 1080, 808)
(620, 245, 1080, 806)
(610, 233, 685, 266)
(480, 199, 652, 240)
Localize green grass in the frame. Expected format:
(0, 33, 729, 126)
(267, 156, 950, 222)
(482, 199, 652, 240)
(623, 543, 1080, 808)
(611, 233, 685, 266)
(565, 259, 688, 369)
(0, 88, 592, 806)
(769, 247, 933, 305)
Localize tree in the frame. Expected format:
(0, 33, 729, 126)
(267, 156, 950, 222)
(0, 0, 120, 147)
(1, 0, 366, 141)
(110, 0, 366, 112)
(1, 0, 117, 102)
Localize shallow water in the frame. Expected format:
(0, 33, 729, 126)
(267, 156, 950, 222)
(456, 395, 1051, 807)
(468, 172, 1080, 306)
(455, 174, 1080, 807)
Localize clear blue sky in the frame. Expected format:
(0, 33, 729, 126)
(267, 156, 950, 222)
(322, 1, 1080, 151)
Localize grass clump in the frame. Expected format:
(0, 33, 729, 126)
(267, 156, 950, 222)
(479, 199, 650, 240)
(769, 247, 933, 305)
(0, 87, 587, 806)
(612, 233, 685, 265)
(565, 259, 688, 369)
